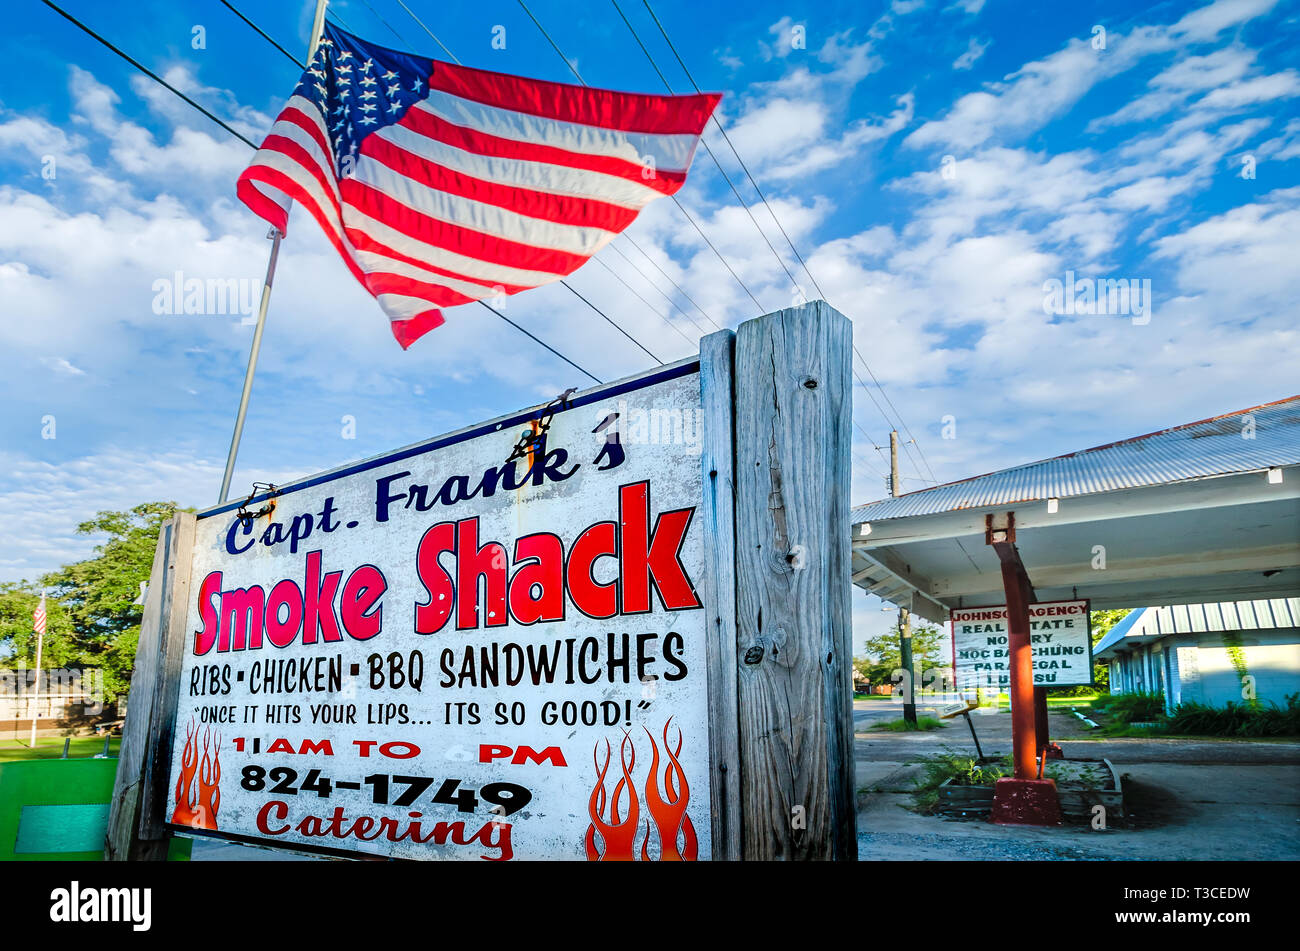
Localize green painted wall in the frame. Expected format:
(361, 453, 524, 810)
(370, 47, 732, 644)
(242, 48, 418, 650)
(0, 759, 190, 861)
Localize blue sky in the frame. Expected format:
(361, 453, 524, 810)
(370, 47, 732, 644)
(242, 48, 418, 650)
(2, 0, 1298, 651)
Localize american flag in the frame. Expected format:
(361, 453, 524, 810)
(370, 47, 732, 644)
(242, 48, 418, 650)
(32, 593, 46, 635)
(237, 23, 721, 349)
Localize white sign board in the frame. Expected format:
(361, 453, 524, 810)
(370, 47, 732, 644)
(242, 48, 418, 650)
(165, 362, 713, 861)
(950, 599, 1092, 690)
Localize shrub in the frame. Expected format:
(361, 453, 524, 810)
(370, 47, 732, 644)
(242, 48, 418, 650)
(1093, 691, 1165, 722)
(909, 750, 1012, 812)
(1163, 693, 1300, 737)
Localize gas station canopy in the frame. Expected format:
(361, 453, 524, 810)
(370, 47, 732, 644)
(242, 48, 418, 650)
(851, 396, 1300, 623)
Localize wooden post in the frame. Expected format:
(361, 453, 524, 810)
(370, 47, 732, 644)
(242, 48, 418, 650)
(140, 512, 197, 840)
(105, 511, 196, 860)
(700, 329, 742, 861)
(732, 301, 856, 861)
(889, 430, 900, 498)
(900, 606, 917, 725)
(889, 431, 916, 723)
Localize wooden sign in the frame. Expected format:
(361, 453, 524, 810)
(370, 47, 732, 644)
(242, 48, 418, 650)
(951, 599, 1093, 690)
(107, 302, 858, 862)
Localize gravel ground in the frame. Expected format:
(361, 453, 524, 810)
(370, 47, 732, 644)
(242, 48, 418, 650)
(856, 830, 1120, 861)
(853, 701, 1300, 861)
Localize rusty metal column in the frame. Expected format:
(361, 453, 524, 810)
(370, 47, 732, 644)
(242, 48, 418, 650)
(987, 514, 1037, 781)
(998, 556, 1038, 779)
(1034, 686, 1050, 754)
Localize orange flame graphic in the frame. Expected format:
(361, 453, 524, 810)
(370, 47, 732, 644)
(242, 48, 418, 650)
(171, 718, 221, 831)
(585, 718, 697, 861)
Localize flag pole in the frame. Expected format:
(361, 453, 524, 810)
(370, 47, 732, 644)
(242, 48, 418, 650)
(218, 0, 330, 503)
(29, 590, 45, 749)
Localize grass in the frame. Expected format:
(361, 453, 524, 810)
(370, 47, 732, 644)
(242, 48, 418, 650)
(870, 716, 945, 732)
(909, 751, 1011, 813)
(1079, 692, 1300, 738)
(1046, 693, 1101, 708)
(853, 693, 893, 701)
(0, 736, 120, 762)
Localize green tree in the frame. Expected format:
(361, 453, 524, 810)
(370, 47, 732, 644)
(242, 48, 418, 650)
(858, 622, 946, 684)
(1090, 609, 1130, 642)
(7, 502, 182, 703)
(1086, 608, 1132, 693)
(0, 583, 79, 667)
(1047, 608, 1131, 695)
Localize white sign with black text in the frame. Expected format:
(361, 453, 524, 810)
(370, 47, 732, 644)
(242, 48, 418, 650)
(164, 361, 713, 861)
(950, 599, 1092, 690)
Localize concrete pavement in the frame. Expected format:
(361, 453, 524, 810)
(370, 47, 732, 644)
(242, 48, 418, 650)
(853, 699, 1300, 861)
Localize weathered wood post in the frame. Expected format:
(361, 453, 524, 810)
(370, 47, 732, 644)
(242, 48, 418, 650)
(700, 329, 743, 860)
(105, 511, 195, 860)
(103, 304, 856, 863)
(731, 301, 857, 860)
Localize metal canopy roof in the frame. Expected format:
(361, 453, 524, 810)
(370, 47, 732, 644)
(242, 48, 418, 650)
(1093, 597, 1300, 659)
(851, 397, 1300, 623)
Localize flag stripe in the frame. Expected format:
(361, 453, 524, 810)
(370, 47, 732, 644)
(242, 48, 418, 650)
(360, 132, 641, 233)
(236, 23, 719, 348)
(395, 105, 684, 200)
(351, 155, 625, 257)
(345, 221, 560, 290)
(416, 90, 705, 173)
(340, 178, 593, 276)
(428, 60, 721, 136)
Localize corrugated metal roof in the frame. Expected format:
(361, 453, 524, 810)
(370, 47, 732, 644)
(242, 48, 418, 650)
(1094, 598, 1300, 656)
(854, 395, 1300, 523)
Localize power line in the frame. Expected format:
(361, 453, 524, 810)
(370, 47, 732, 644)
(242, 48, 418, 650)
(515, 0, 586, 84)
(559, 279, 664, 364)
(357, 0, 412, 51)
(44, 0, 603, 388)
(615, 234, 722, 332)
(398, 0, 726, 346)
(219, 0, 664, 380)
(619, 0, 901, 467)
(587, 257, 702, 350)
(639, 0, 822, 300)
(43, 0, 257, 148)
(515, 0, 768, 314)
(392, 0, 460, 63)
(601, 243, 712, 339)
(351, 0, 680, 373)
(217, 1, 304, 68)
(532, 0, 912, 480)
(474, 302, 601, 384)
(611, 0, 806, 301)
(638, 0, 941, 485)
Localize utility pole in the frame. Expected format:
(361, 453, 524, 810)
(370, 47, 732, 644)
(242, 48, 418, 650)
(889, 430, 900, 498)
(890, 431, 917, 725)
(29, 590, 46, 748)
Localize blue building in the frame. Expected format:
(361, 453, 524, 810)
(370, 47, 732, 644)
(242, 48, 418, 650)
(1093, 599, 1300, 713)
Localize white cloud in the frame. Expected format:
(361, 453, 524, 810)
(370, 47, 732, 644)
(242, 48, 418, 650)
(907, 0, 1283, 151)
(720, 27, 896, 179)
(953, 37, 989, 71)
(760, 16, 806, 60)
(1169, 0, 1280, 42)
(762, 95, 915, 180)
(40, 357, 86, 376)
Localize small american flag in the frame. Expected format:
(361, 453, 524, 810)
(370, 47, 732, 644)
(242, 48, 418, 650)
(32, 593, 46, 635)
(237, 22, 720, 349)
